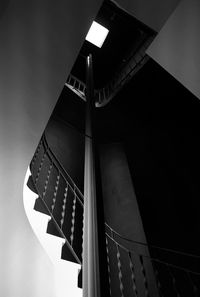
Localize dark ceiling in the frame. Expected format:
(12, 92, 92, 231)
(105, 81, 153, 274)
(70, 0, 155, 89)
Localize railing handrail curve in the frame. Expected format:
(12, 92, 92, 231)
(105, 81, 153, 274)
(65, 35, 155, 108)
(105, 222, 200, 259)
(43, 133, 84, 203)
(40, 196, 82, 264)
(30, 134, 85, 264)
(105, 232, 200, 276)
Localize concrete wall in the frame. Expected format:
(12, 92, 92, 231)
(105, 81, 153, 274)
(45, 86, 86, 192)
(99, 143, 158, 297)
(99, 143, 146, 243)
(0, 0, 102, 296)
(147, 0, 200, 100)
(45, 118, 85, 193)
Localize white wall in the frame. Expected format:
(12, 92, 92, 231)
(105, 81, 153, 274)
(0, 0, 102, 296)
(147, 0, 200, 100)
(115, 0, 180, 31)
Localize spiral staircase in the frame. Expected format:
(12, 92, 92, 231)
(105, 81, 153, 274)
(25, 121, 200, 297)
(24, 1, 200, 295)
(26, 133, 83, 289)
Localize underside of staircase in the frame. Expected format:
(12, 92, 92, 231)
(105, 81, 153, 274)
(27, 134, 83, 289)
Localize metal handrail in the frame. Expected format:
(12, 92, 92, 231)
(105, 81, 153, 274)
(105, 222, 200, 259)
(31, 136, 200, 295)
(43, 133, 84, 204)
(105, 232, 200, 276)
(30, 134, 84, 264)
(65, 35, 154, 107)
(65, 54, 148, 107)
(39, 196, 82, 264)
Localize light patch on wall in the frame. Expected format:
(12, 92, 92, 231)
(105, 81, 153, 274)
(86, 21, 109, 48)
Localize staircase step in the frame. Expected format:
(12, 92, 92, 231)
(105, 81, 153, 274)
(61, 242, 79, 264)
(46, 219, 65, 239)
(27, 175, 38, 194)
(34, 197, 49, 216)
(78, 267, 82, 288)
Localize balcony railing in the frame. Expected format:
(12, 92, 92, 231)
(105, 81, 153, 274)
(29, 133, 84, 266)
(29, 131, 200, 296)
(105, 223, 200, 297)
(65, 35, 154, 108)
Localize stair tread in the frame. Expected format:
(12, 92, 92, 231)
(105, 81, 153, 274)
(46, 219, 65, 239)
(34, 197, 50, 216)
(61, 242, 79, 264)
(27, 175, 38, 194)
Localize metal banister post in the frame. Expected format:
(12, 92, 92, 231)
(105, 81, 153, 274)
(83, 54, 100, 297)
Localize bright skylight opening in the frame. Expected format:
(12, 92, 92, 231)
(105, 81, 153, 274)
(86, 21, 109, 48)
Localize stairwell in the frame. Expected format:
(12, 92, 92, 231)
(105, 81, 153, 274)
(23, 167, 82, 297)
(24, 133, 84, 294)
(23, 79, 200, 296)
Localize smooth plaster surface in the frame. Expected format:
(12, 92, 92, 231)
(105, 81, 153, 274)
(147, 0, 200, 100)
(115, 0, 180, 31)
(0, 0, 102, 296)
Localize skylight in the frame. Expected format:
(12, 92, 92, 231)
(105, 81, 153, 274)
(86, 21, 109, 48)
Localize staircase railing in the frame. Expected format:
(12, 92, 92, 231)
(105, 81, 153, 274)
(42, 134, 84, 203)
(29, 132, 200, 296)
(65, 35, 154, 108)
(105, 223, 200, 297)
(30, 133, 84, 266)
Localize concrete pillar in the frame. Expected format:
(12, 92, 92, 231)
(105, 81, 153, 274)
(99, 143, 159, 297)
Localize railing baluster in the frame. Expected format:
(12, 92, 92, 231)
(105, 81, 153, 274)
(51, 172, 60, 213)
(30, 134, 200, 297)
(35, 151, 46, 184)
(139, 255, 150, 297)
(67, 75, 70, 84)
(167, 264, 181, 297)
(186, 271, 199, 297)
(70, 190, 77, 246)
(153, 266, 164, 297)
(116, 243, 124, 297)
(105, 236, 112, 297)
(30, 134, 84, 266)
(60, 183, 68, 230)
(65, 36, 154, 108)
(72, 78, 76, 88)
(42, 162, 52, 199)
(31, 138, 42, 168)
(105, 227, 200, 297)
(128, 251, 138, 297)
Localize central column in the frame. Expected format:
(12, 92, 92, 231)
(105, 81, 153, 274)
(83, 54, 100, 297)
